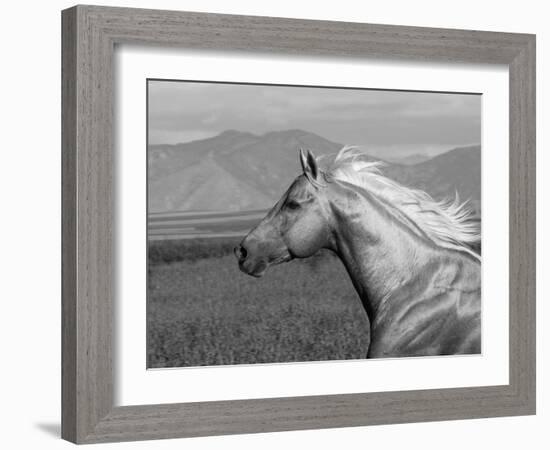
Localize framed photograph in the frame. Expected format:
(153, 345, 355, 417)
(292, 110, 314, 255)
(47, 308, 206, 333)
(62, 5, 536, 444)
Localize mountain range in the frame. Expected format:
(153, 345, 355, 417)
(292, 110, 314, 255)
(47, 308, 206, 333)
(148, 129, 481, 215)
(380, 153, 432, 165)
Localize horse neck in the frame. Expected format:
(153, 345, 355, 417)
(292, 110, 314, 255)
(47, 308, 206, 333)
(327, 183, 435, 319)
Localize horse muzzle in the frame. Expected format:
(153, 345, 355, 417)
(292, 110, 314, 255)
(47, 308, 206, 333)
(234, 246, 268, 277)
(234, 233, 292, 277)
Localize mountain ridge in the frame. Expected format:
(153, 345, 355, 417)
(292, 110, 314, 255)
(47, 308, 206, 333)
(148, 129, 480, 214)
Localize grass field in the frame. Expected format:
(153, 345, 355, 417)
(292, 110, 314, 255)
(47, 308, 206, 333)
(147, 238, 369, 368)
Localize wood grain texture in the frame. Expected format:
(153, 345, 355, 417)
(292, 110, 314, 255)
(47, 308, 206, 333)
(62, 5, 114, 442)
(61, 4, 536, 444)
(508, 36, 536, 410)
(61, 7, 77, 443)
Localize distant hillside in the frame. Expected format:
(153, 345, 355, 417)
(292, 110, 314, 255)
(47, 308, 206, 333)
(148, 129, 342, 212)
(383, 145, 481, 214)
(148, 130, 480, 214)
(385, 153, 432, 165)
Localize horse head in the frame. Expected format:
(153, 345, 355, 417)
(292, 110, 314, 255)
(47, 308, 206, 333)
(234, 149, 332, 277)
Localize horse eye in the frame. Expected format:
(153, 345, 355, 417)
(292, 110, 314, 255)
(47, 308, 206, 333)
(286, 200, 301, 210)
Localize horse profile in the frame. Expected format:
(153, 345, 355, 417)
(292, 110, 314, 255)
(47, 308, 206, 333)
(234, 147, 481, 358)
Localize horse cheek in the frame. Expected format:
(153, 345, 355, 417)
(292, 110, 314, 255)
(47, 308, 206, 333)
(285, 218, 325, 258)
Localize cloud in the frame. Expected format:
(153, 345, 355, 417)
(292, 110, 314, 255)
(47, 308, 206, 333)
(148, 80, 481, 150)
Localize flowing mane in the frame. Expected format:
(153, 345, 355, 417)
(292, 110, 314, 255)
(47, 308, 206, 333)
(324, 146, 481, 259)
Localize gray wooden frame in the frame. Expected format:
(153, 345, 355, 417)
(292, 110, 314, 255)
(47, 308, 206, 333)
(61, 4, 536, 444)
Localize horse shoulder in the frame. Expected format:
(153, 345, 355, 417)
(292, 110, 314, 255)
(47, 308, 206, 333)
(368, 251, 481, 358)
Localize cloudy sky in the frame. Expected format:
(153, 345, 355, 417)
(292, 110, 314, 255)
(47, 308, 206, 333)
(148, 80, 481, 157)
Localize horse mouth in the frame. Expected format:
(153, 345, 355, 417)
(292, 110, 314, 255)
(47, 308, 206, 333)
(238, 259, 268, 278)
(238, 253, 292, 278)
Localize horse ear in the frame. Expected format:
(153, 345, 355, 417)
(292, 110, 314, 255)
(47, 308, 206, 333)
(299, 148, 309, 173)
(299, 148, 320, 184)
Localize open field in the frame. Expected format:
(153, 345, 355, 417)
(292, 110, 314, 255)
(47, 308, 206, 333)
(147, 237, 369, 368)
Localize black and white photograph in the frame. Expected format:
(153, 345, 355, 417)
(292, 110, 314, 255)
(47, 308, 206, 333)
(147, 80, 482, 368)
(2, 0, 543, 447)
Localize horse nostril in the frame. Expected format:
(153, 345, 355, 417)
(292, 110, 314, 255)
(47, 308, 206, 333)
(234, 245, 248, 261)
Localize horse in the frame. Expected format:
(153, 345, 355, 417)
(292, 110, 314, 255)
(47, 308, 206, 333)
(234, 147, 481, 358)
